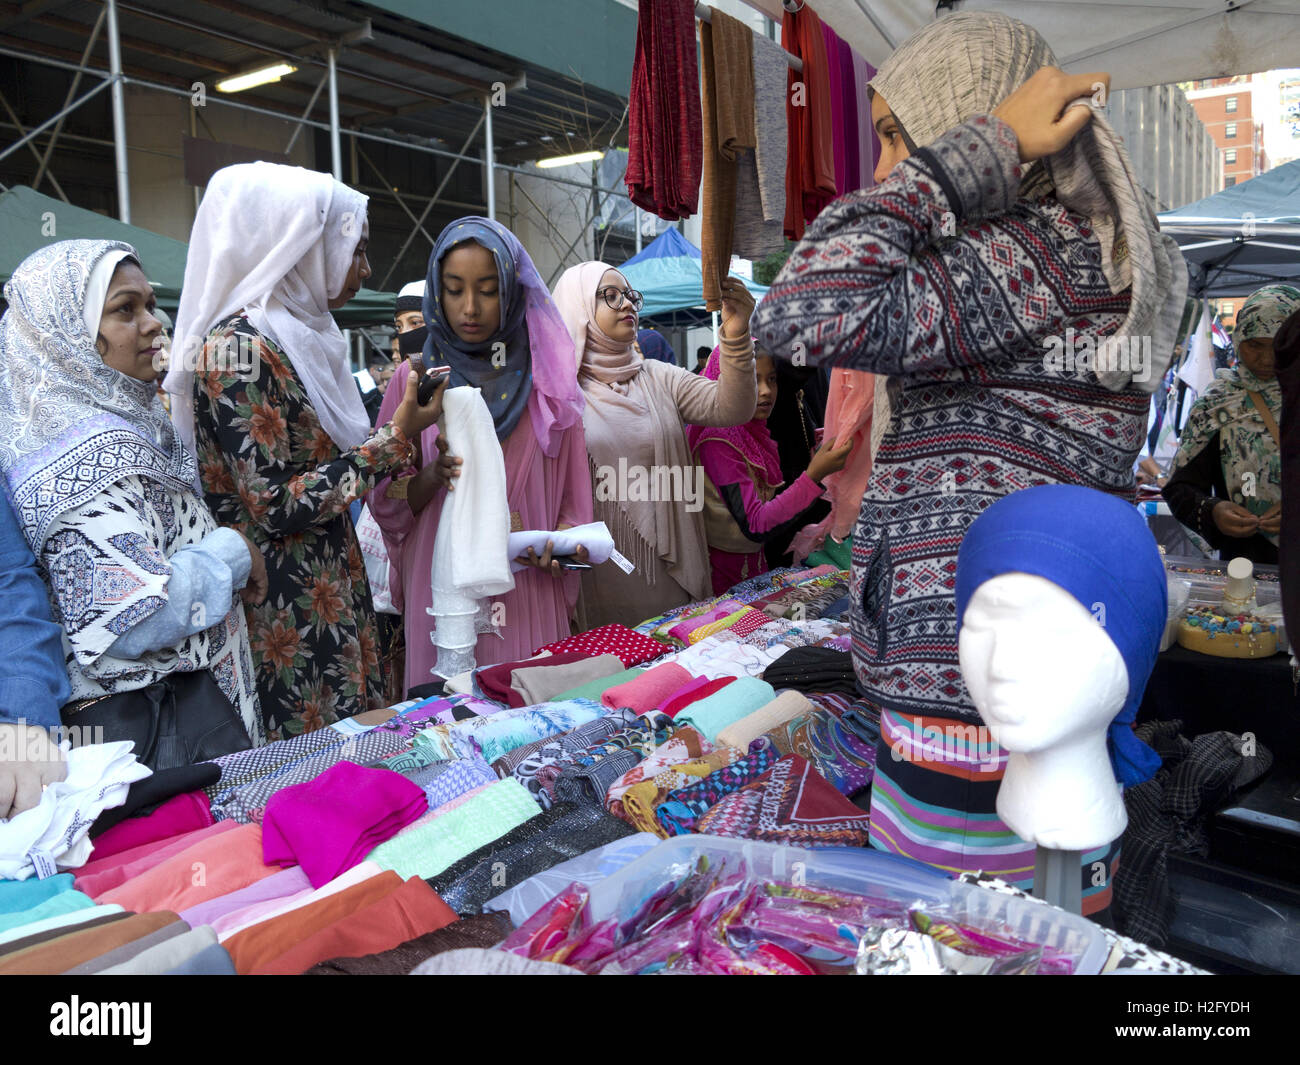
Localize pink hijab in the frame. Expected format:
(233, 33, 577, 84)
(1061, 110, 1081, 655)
(686, 346, 783, 490)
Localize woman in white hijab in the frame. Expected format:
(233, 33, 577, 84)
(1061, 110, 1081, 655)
(551, 267, 757, 627)
(0, 239, 266, 748)
(167, 162, 444, 738)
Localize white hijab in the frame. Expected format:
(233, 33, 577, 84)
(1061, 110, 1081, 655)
(166, 162, 372, 459)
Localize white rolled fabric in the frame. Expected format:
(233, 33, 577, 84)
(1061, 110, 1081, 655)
(428, 386, 514, 678)
(507, 520, 615, 573)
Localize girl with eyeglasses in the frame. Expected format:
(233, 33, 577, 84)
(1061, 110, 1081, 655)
(552, 262, 757, 628)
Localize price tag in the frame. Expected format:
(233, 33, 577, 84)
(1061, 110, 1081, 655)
(609, 548, 634, 575)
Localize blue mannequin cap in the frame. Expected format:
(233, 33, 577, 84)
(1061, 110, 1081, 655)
(955, 484, 1166, 786)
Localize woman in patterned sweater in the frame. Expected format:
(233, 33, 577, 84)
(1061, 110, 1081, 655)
(167, 163, 445, 739)
(752, 13, 1187, 913)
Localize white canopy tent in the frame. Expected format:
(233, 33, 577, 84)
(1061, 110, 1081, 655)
(740, 0, 1300, 91)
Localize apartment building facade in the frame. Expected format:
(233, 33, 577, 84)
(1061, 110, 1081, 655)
(1184, 77, 1270, 187)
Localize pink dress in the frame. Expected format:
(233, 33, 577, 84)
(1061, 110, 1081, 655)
(369, 363, 591, 691)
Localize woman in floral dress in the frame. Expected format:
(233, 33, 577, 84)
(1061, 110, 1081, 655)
(167, 162, 446, 738)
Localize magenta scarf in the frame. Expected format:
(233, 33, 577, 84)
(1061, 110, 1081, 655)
(686, 346, 782, 489)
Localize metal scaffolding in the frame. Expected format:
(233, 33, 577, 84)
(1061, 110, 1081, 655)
(0, 2, 635, 281)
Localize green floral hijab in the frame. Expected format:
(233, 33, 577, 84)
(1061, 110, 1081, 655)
(1174, 284, 1300, 544)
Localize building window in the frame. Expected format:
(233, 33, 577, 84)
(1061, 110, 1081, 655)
(1222, 303, 1234, 316)
(1225, 122, 1237, 138)
(1226, 96, 1238, 113)
(1225, 149, 1237, 164)
(1225, 176, 1237, 186)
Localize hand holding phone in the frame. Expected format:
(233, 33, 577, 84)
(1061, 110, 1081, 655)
(415, 362, 451, 405)
(392, 362, 447, 440)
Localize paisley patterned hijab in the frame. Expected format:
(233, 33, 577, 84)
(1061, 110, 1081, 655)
(1173, 284, 1300, 543)
(0, 239, 196, 550)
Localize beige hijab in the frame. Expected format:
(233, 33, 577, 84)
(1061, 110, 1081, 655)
(552, 262, 711, 600)
(866, 13, 1188, 450)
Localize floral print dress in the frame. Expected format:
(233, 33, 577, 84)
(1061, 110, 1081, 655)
(194, 313, 414, 739)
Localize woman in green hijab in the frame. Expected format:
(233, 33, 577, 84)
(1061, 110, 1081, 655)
(1165, 283, 1300, 563)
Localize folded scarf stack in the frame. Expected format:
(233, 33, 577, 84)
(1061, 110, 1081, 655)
(261, 762, 428, 888)
(761, 646, 859, 696)
(695, 754, 872, 847)
(654, 739, 778, 836)
(508, 708, 642, 807)
(304, 911, 514, 975)
(427, 803, 636, 915)
(534, 623, 669, 667)
(617, 745, 748, 836)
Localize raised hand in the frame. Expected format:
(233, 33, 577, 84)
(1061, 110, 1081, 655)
(993, 67, 1109, 162)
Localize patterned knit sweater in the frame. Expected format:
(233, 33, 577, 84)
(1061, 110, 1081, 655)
(752, 115, 1145, 723)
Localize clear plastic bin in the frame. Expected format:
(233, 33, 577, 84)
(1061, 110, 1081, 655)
(1165, 555, 1282, 610)
(583, 834, 1111, 975)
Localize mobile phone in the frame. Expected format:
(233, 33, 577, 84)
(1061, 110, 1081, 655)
(415, 364, 451, 405)
(552, 555, 592, 570)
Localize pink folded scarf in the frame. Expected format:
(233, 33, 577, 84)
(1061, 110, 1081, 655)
(601, 662, 694, 715)
(87, 790, 216, 862)
(262, 762, 428, 888)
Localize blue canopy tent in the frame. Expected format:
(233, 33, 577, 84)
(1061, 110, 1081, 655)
(1158, 160, 1300, 297)
(618, 228, 769, 329)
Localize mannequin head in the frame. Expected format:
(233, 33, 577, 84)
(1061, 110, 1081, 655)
(959, 572, 1130, 755)
(959, 569, 1136, 850)
(954, 485, 1168, 850)
(956, 484, 1167, 788)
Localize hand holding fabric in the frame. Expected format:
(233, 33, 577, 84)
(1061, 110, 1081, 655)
(1213, 500, 1260, 538)
(515, 539, 589, 578)
(0, 723, 67, 820)
(1258, 503, 1281, 536)
(718, 277, 756, 340)
(432, 434, 462, 492)
(807, 437, 854, 485)
(992, 67, 1107, 162)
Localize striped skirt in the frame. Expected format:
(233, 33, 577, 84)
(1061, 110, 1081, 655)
(868, 709, 1119, 918)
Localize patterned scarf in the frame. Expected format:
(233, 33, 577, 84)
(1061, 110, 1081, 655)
(510, 708, 642, 808)
(695, 754, 872, 847)
(766, 692, 879, 796)
(654, 738, 778, 836)
(617, 743, 747, 836)
(605, 725, 713, 818)
(0, 240, 197, 550)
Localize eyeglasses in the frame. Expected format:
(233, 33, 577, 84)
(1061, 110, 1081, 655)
(597, 286, 644, 312)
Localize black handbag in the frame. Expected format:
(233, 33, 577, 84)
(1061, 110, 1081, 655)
(62, 669, 252, 771)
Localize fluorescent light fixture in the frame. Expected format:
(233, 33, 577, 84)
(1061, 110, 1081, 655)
(536, 150, 604, 169)
(217, 63, 298, 94)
